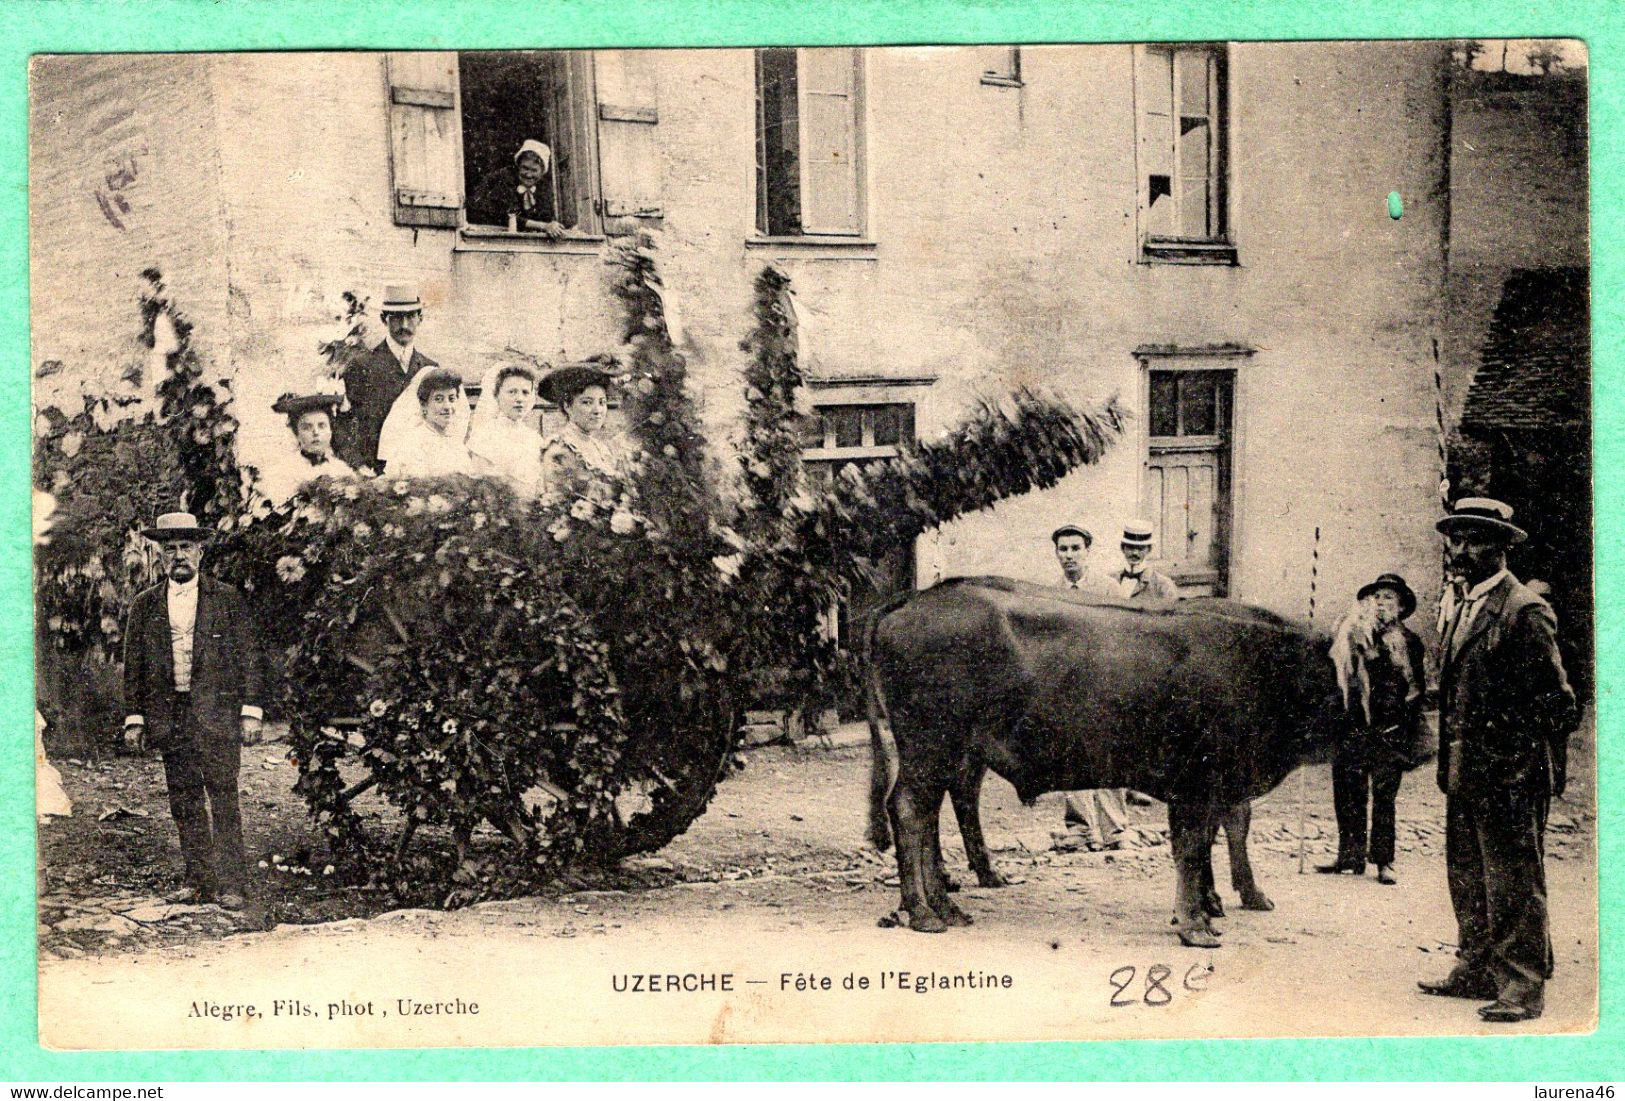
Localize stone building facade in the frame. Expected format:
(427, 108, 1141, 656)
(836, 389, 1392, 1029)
(31, 43, 1454, 630)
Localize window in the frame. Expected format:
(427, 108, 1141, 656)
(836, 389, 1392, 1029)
(458, 51, 600, 234)
(1136, 44, 1232, 262)
(801, 401, 916, 648)
(755, 48, 866, 238)
(981, 46, 1022, 87)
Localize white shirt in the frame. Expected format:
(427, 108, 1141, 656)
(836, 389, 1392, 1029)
(385, 336, 415, 374)
(123, 578, 263, 729)
(1447, 568, 1510, 656)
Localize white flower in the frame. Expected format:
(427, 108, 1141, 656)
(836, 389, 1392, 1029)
(405, 497, 426, 516)
(393, 480, 410, 496)
(426, 494, 451, 514)
(442, 718, 458, 735)
(610, 510, 636, 535)
(368, 699, 388, 717)
(472, 511, 487, 530)
(353, 521, 372, 539)
(275, 555, 306, 583)
(570, 498, 595, 520)
(341, 482, 362, 500)
(383, 523, 403, 539)
(552, 522, 572, 543)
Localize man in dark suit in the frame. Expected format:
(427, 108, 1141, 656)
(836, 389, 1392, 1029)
(1419, 498, 1578, 1022)
(337, 283, 438, 471)
(123, 513, 266, 909)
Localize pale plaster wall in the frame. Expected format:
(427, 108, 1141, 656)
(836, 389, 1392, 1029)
(30, 43, 1452, 629)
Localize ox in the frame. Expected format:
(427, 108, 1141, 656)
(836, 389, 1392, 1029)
(865, 577, 1344, 947)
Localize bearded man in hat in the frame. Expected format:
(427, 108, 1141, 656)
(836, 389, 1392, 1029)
(1321, 573, 1426, 885)
(123, 513, 266, 909)
(337, 283, 439, 471)
(1419, 498, 1578, 1022)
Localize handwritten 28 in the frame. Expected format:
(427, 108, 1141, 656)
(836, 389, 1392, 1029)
(1108, 962, 1213, 1007)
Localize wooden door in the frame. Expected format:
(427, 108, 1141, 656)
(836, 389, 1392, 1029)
(1145, 370, 1232, 596)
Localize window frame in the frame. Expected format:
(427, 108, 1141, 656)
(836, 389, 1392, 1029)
(454, 49, 606, 244)
(1134, 42, 1236, 265)
(753, 47, 869, 243)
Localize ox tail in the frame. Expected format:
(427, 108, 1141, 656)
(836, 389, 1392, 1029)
(864, 605, 897, 852)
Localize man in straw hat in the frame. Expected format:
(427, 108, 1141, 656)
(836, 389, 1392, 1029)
(122, 513, 266, 910)
(337, 282, 439, 471)
(1418, 498, 1577, 1022)
(1113, 519, 1180, 603)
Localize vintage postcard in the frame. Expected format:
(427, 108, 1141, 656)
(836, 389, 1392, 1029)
(30, 39, 1595, 1050)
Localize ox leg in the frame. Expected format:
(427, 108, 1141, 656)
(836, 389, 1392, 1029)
(1224, 801, 1274, 911)
(1169, 802, 1223, 948)
(949, 756, 1009, 889)
(1200, 812, 1226, 919)
(887, 775, 949, 933)
(924, 799, 974, 927)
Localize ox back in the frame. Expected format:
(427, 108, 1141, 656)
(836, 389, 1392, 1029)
(871, 577, 1338, 812)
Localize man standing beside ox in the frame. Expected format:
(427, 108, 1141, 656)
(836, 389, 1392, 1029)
(338, 283, 439, 471)
(1419, 498, 1578, 1023)
(123, 513, 266, 910)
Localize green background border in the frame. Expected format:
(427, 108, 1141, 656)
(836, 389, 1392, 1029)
(4, 0, 1616, 1080)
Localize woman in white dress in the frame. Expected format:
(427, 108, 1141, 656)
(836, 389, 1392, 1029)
(538, 364, 627, 498)
(257, 391, 356, 506)
(377, 367, 475, 478)
(466, 363, 543, 496)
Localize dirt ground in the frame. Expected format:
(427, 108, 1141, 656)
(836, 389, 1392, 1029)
(36, 720, 1598, 1048)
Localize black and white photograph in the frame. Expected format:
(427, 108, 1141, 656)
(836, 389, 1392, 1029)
(29, 39, 1594, 1047)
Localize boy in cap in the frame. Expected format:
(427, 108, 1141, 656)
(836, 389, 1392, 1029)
(1418, 498, 1578, 1022)
(337, 283, 439, 471)
(1322, 573, 1426, 885)
(123, 514, 265, 909)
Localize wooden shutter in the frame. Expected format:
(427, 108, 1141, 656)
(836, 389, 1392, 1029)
(386, 52, 463, 228)
(595, 50, 662, 229)
(796, 48, 863, 236)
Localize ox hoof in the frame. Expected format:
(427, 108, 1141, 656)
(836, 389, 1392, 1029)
(942, 902, 974, 927)
(1179, 926, 1224, 949)
(943, 874, 962, 894)
(910, 912, 949, 934)
(975, 869, 1011, 889)
(1239, 891, 1274, 912)
(1202, 891, 1226, 919)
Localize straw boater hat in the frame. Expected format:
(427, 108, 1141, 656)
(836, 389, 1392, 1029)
(1356, 572, 1418, 620)
(1051, 522, 1092, 547)
(379, 283, 424, 315)
(1121, 519, 1155, 547)
(1435, 497, 1528, 545)
(144, 512, 206, 542)
(538, 363, 616, 408)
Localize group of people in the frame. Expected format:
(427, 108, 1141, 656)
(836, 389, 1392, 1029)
(254, 282, 627, 507)
(1039, 500, 1578, 1024)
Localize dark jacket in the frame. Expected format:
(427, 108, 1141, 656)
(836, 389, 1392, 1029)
(1355, 622, 1427, 767)
(467, 167, 558, 229)
(1437, 573, 1578, 798)
(123, 577, 265, 750)
(338, 341, 438, 470)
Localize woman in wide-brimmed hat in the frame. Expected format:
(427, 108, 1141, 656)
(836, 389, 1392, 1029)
(256, 387, 356, 505)
(538, 363, 626, 498)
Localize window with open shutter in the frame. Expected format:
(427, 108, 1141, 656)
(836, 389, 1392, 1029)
(1135, 44, 1234, 263)
(457, 50, 601, 236)
(594, 50, 662, 228)
(387, 52, 464, 228)
(755, 48, 865, 238)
